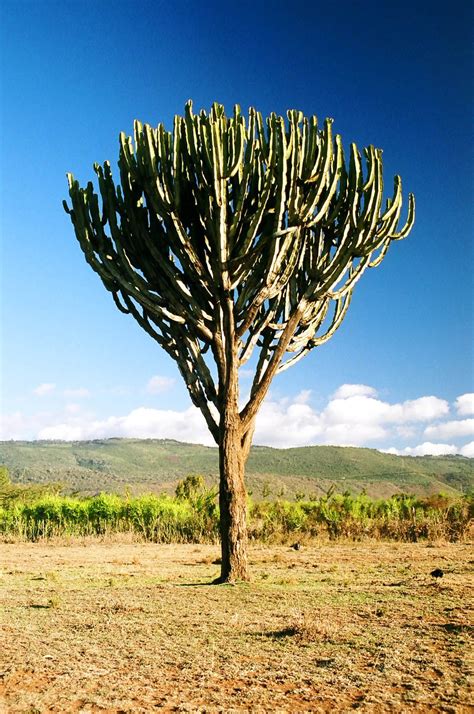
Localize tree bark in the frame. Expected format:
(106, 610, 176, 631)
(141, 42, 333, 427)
(214, 345, 250, 583)
(216, 414, 249, 583)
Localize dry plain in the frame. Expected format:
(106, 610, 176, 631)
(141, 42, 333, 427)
(1, 540, 472, 712)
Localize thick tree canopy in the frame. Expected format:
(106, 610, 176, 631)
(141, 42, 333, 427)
(65, 101, 414, 444)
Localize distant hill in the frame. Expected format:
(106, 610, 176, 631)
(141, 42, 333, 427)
(0, 438, 472, 499)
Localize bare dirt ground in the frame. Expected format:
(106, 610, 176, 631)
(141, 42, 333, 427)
(0, 539, 472, 713)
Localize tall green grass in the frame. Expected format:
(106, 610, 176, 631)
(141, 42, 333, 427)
(250, 492, 472, 542)
(0, 484, 471, 543)
(0, 492, 217, 542)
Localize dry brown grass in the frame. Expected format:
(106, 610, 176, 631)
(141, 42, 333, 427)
(1, 540, 473, 712)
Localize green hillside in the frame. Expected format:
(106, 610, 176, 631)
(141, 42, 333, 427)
(0, 438, 472, 499)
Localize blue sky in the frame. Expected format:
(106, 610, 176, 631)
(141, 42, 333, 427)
(1, 0, 473, 455)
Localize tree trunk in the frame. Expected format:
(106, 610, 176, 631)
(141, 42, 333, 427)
(214, 354, 249, 583)
(216, 417, 249, 583)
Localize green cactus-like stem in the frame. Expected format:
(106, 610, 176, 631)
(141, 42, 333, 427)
(64, 101, 415, 581)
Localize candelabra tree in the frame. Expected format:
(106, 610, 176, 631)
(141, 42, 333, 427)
(64, 101, 415, 582)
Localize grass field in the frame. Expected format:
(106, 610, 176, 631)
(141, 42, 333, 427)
(1, 539, 472, 712)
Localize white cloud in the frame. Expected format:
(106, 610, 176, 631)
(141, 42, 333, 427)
(0, 411, 27, 440)
(394, 396, 450, 422)
(324, 421, 388, 446)
(385, 440, 474, 457)
(252, 398, 323, 448)
(324, 394, 389, 427)
(0, 411, 53, 441)
(146, 375, 176, 394)
(319, 393, 449, 447)
(460, 441, 474, 458)
(2, 382, 472, 457)
(63, 388, 90, 398)
(252, 389, 449, 449)
(388, 442, 458, 457)
(33, 383, 56, 397)
(455, 393, 474, 416)
(332, 384, 378, 399)
(38, 406, 214, 445)
(38, 423, 85, 441)
(424, 419, 474, 440)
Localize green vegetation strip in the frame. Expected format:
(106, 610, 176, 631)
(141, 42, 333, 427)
(1, 471, 472, 543)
